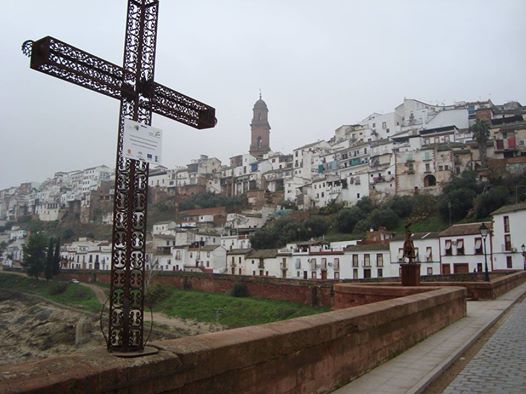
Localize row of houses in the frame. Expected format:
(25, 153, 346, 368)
(58, 202, 526, 279)
(3, 98, 525, 228)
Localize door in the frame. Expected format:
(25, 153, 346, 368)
(453, 263, 469, 274)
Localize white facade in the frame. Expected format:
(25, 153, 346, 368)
(220, 235, 251, 251)
(342, 246, 392, 279)
(439, 222, 493, 274)
(185, 246, 227, 273)
(389, 233, 441, 276)
(491, 203, 526, 270)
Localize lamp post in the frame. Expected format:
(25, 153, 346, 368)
(479, 223, 490, 282)
(521, 244, 526, 271)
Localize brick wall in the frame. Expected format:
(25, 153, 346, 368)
(56, 269, 526, 306)
(57, 270, 335, 307)
(0, 287, 466, 393)
(333, 284, 433, 309)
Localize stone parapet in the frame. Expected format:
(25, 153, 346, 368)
(0, 287, 466, 393)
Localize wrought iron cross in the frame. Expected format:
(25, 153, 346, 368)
(22, 0, 216, 353)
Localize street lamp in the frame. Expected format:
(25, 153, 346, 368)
(479, 223, 490, 282)
(521, 244, 526, 271)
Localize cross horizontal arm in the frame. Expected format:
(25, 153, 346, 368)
(26, 36, 216, 130)
(152, 83, 216, 129)
(28, 36, 123, 100)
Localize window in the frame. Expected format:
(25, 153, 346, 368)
(445, 240, 452, 256)
(312, 271, 317, 279)
(504, 216, 510, 233)
(353, 269, 358, 279)
(376, 254, 383, 267)
(295, 258, 301, 269)
(364, 268, 371, 278)
(321, 258, 327, 269)
(334, 258, 340, 271)
(352, 255, 359, 267)
(427, 267, 433, 276)
(504, 234, 512, 251)
(382, 121, 387, 129)
(364, 254, 370, 267)
(456, 239, 464, 255)
(506, 256, 513, 269)
(474, 238, 483, 255)
(377, 268, 383, 278)
(334, 272, 340, 280)
(426, 247, 433, 262)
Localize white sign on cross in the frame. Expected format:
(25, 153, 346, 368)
(123, 119, 163, 165)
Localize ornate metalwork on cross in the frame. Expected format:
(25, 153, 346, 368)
(22, 0, 216, 353)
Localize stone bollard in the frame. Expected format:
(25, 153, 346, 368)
(75, 317, 92, 346)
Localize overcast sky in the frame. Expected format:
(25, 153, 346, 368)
(1, 0, 525, 190)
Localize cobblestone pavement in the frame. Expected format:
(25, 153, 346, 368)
(443, 296, 526, 394)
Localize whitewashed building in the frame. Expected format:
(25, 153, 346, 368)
(342, 244, 392, 279)
(491, 202, 526, 270)
(389, 232, 441, 276)
(185, 245, 227, 274)
(439, 222, 493, 274)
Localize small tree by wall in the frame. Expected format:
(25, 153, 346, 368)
(22, 232, 48, 279)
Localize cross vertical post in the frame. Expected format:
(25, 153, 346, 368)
(108, 0, 159, 353)
(21, 0, 216, 354)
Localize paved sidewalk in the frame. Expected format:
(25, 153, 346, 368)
(443, 295, 526, 394)
(333, 282, 526, 394)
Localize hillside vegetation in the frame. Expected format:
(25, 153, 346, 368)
(250, 170, 526, 249)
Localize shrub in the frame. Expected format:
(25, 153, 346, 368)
(438, 188, 476, 222)
(474, 186, 509, 219)
(368, 208, 400, 230)
(49, 282, 68, 295)
(231, 283, 249, 297)
(335, 206, 366, 233)
(145, 283, 170, 306)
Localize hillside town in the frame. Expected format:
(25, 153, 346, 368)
(2, 97, 526, 279)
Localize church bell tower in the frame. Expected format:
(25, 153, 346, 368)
(249, 93, 271, 158)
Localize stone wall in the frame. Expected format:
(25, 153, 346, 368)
(57, 269, 526, 306)
(0, 287, 466, 393)
(333, 284, 433, 309)
(418, 270, 526, 300)
(57, 270, 335, 307)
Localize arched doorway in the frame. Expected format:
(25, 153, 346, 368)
(424, 175, 436, 187)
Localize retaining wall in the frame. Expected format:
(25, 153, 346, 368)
(0, 286, 466, 394)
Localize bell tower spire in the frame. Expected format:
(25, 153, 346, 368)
(249, 93, 271, 158)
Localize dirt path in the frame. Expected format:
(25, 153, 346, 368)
(78, 280, 223, 335)
(1, 271, 223, 336)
